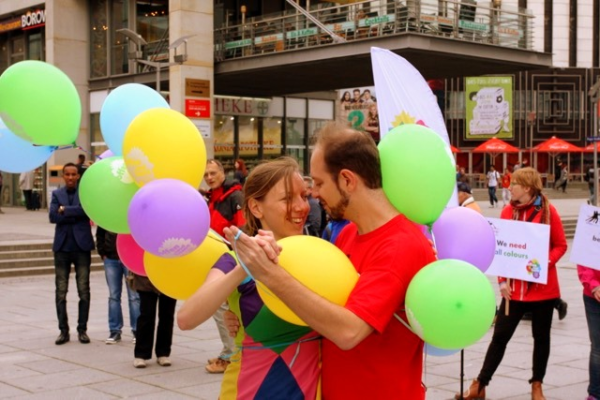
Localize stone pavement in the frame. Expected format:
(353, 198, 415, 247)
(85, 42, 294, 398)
(0, 197, 594, 399)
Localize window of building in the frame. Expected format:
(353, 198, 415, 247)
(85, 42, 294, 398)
(10, 36, 25, 63)
(91, 0, 109, 78)
(137, 0, 168, 44)
(112, 0, 130, 75)
(27, 32, 44, 60)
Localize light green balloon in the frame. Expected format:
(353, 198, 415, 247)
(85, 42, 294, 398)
(378, 124, 455, 225)
(0, 60, 81, 146)
(405, 259, 496, 350)
(79, 157, 139, 234)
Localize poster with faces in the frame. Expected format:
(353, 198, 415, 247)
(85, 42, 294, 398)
(570, 204, 600, 270)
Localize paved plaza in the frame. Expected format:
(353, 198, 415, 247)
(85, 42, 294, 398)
(0, 197, 594, 399)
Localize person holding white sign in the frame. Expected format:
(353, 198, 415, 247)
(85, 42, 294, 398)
(578, 264, 600, 400)
(456, 167, 567, 400)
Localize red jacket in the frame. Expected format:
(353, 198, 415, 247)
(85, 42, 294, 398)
(497, 202, 567, 301)
(207, 180, 245, 236)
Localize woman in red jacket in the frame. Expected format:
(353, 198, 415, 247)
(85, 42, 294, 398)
(456, 167, 567, 400)
(578, 264, 600, 400)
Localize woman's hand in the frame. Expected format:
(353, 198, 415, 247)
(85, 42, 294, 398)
(499, 282, 512, 301)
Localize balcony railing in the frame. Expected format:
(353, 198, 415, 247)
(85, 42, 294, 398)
(214, 0, 534, 61)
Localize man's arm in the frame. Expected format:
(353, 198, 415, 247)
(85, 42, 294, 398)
(225, 227, 373, 350)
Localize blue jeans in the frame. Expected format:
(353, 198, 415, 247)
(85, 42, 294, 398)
(584, 294, 600, 399)
(54, 251, 91, 333)
(104, 258, 140, 334)
(488, 186, 498, 206)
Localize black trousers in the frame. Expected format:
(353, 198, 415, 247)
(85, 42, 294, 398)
(478, 298, 556, 386)
(134, 290, 176, 359)
(23, 190, 33, 210)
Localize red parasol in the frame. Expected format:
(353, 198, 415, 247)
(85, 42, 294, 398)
(450, 145, 460, 153)
(531, 136, 583, 153)
(584, 143, 598, 153)
(472, 137, 520, 154)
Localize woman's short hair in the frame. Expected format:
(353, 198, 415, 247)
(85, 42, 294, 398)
(512, 167, 543, 195)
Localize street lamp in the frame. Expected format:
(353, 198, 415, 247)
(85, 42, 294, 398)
(116, 28, 194, 93)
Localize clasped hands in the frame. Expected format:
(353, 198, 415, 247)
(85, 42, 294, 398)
(223, 227, 282, 283)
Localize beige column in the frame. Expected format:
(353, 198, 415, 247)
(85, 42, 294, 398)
(169, 1, 215, 159)
(45, 0, 90, 166)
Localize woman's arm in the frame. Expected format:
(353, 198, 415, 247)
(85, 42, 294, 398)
(177, 265, 247, 331)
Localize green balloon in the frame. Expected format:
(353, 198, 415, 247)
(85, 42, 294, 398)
(378, 124, 455, 225)
(79, 157, 139, 234)
(405, 259, 496, 350)
(0, 60, 81, 146)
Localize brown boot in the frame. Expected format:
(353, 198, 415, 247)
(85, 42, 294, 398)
(531, 381, 546, 400)
(454, 379, 486, 400)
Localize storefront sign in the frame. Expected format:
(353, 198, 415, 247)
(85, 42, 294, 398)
(214, 98, 270, 116)
(0, 9, 45, 33)
(22, 9, 45, 30)
(185, 79, 210, 98)
(185, 99, 210, 119)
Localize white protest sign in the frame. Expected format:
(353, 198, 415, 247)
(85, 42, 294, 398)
(485, 218, 550, 284)
(569, 204, 600, 270)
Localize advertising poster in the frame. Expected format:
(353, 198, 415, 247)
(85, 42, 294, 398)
(570, 204, 600, 270)
(485, 218, 550, 284)
(338, 86, 380, 142)
(465, 76, 513, 139)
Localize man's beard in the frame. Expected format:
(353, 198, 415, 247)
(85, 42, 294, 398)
(326, 188, 350, 220)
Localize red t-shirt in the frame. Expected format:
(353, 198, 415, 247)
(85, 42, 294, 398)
(322, 214, 436, 400)
(501, 173, 511, 189)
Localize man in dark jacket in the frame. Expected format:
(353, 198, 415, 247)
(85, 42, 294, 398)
(49, 163, 95, 345)
(96, 227, 140, 344)
(203, 159, 245, 373)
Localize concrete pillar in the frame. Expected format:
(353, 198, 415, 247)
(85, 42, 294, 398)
(169, 1, 215, 159)
(45, 0, 89, 166)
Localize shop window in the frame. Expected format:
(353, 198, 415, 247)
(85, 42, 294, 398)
(28, 32, 44, 61)
(214, 115, 235, 161)
(137, 0, 168, 43)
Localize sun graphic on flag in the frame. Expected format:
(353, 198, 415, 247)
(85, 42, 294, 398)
(392, 111, 417, 127)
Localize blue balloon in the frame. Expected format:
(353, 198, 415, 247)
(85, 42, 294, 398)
(424, 343, 460, 357)
(0, 118, 54, 173)
(100, 83, 169, 156)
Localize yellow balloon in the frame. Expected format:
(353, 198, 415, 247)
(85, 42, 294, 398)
(122, 108, 207, 188)
(144, 230, 229, 300)
(257, 236, 359, 326)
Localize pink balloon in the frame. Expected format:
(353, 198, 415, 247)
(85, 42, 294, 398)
(117, 233, 146, 276)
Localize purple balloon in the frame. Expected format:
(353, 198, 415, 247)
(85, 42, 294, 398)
(431, 207, 496, 273)
(98, 149, 114, 160)
(128, 179, 210, 258)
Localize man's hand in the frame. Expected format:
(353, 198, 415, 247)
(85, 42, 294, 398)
(224, 310, 240, 338)
(58, 205, 65, 214)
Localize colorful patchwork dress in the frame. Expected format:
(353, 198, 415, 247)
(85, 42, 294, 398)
(214, 253, 321, 400)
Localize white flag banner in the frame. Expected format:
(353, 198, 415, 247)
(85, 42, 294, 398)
(485, 218, 550, 284)
(569, 204, 600, 270)
(371, 47, 457, 206)
(371, 47, 449, 145)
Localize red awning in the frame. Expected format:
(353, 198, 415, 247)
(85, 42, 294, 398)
(584, 143, 599, 153)
(472, 137, 520, 154)
(450, 145, 460, 153)
(532, 136, 583, 153)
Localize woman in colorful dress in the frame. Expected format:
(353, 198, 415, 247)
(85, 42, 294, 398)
(178, 156, 319, 399)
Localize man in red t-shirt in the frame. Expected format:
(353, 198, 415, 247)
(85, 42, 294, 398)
(225, 122, 435, 399)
